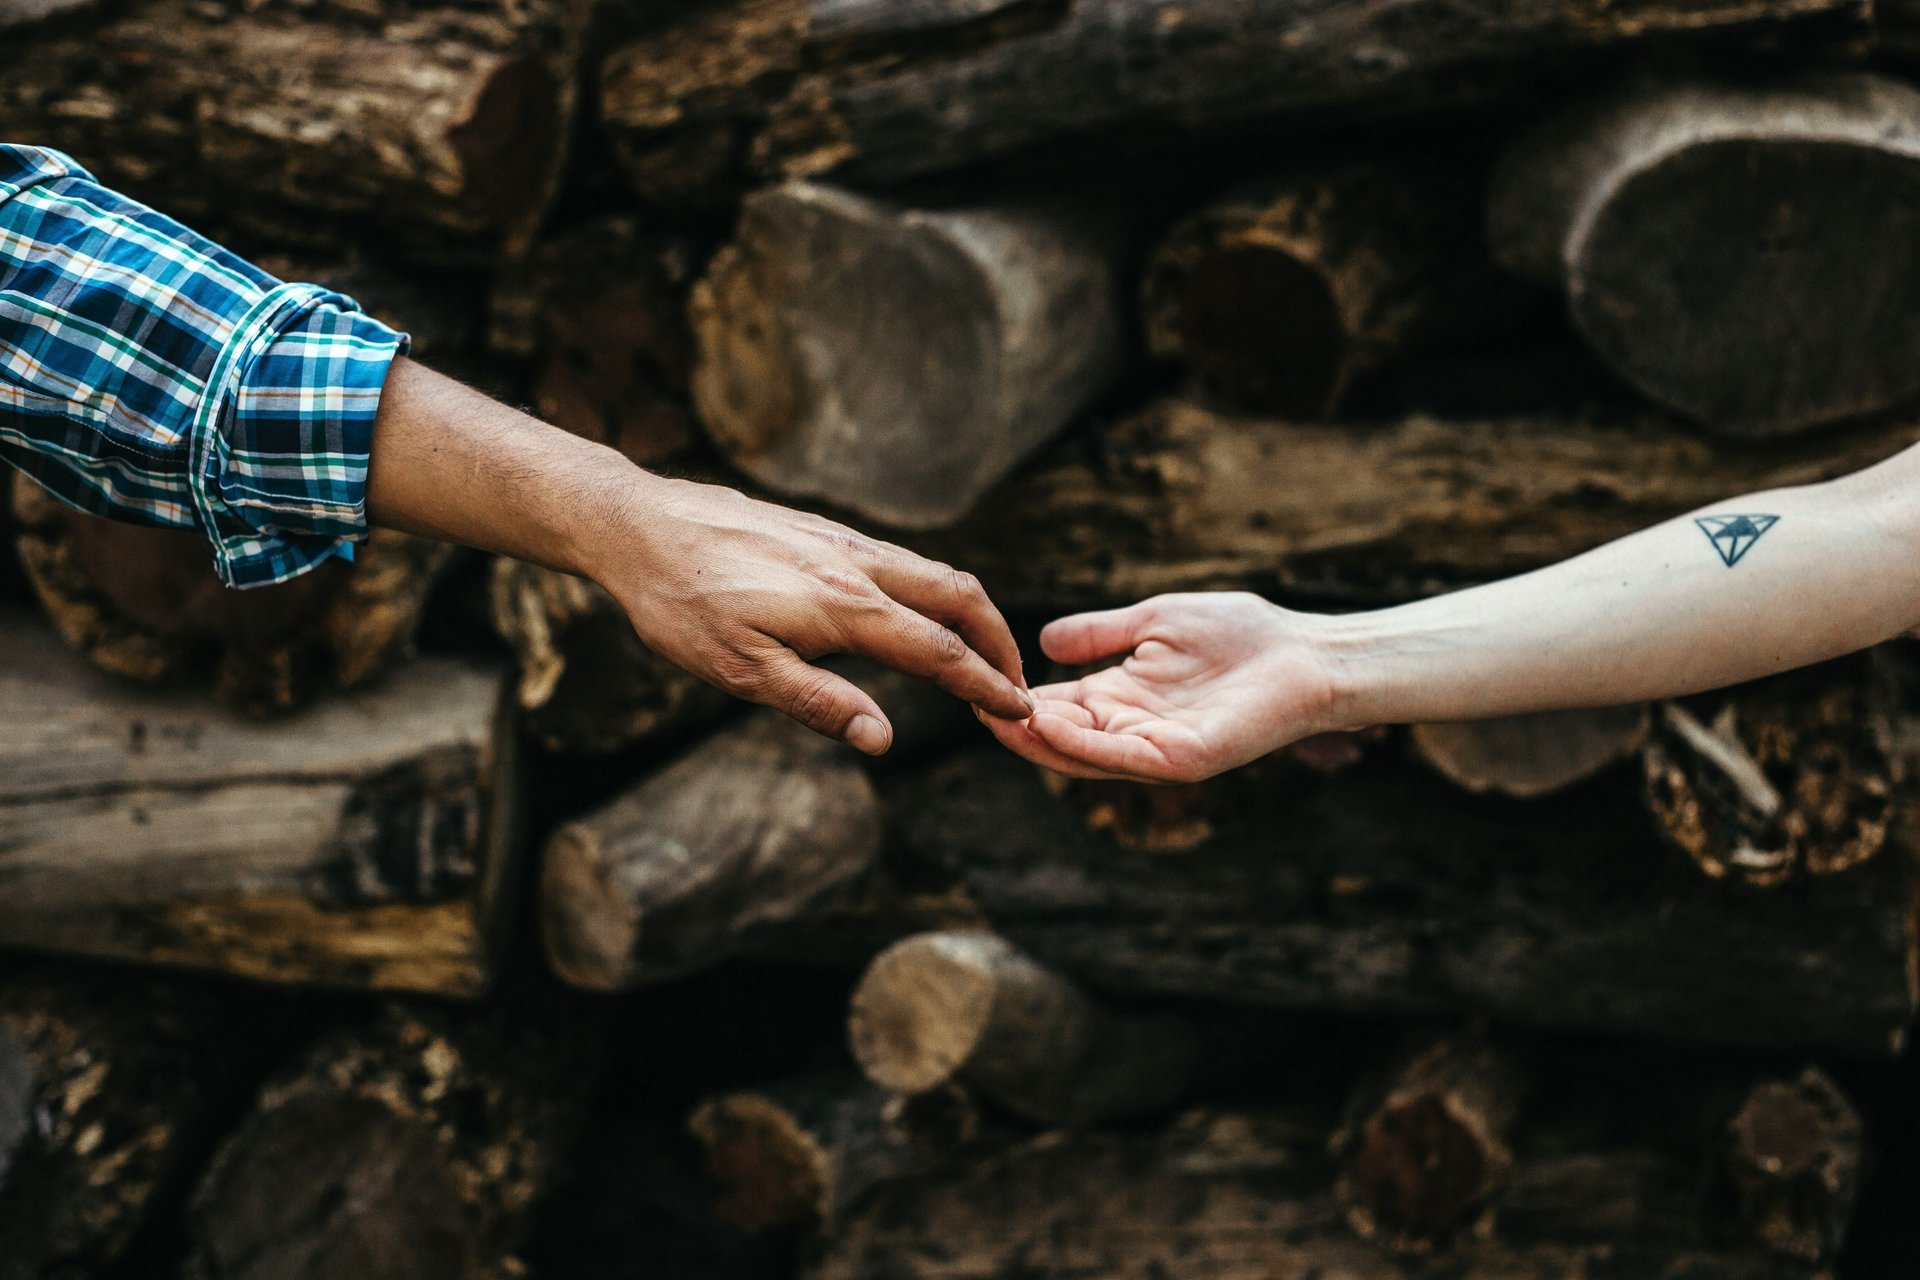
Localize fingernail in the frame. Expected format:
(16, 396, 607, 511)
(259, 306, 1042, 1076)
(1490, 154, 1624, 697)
(847, 714, 890, 755)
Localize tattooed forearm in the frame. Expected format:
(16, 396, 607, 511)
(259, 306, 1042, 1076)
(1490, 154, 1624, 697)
(1694, 513, 1779, 567)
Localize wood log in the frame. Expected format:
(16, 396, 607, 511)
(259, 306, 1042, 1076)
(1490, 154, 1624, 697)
(1721, 1068, 1862, 1263)
(1409, 706, 1651, 799)
(1141, 162, 1526, 417)
(810, 1108, 1824, 1280)
(847, 930, 1197, 1126)
(1643, 661, 1902, 885)
(1334, 1038, 1524, 1252)
(488, 557, 731, 754)
(0, 0, 586, 261)
(1489, 72, 1920, 436)
(0, 969, 247, 1280)
(689, 1072, 980, 1234)
(0, 611, 522, 997)
(542, 712, 882, 990)
(691, 182, 1125, 528)
(869, 747, 1918, 1052)
(911, 397, 1920, 610)
(0, 0, 95, 31)
(184, 1000, 600, 1280)
(598, 0, 1866, 204)
(11, 474, 453, 717)
(489, 218, 701, 465)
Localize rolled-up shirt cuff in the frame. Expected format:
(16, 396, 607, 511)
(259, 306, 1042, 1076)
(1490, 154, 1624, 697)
(186, 281, 409, 589)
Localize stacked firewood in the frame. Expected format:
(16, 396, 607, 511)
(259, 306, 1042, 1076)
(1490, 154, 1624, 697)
(9, 0, 1920, 1274)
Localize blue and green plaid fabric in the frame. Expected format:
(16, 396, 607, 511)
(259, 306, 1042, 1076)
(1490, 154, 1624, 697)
(0, 145, 409, 588)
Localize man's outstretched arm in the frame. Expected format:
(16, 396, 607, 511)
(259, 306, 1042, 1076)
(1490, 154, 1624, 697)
(985, 441, 1920, 781)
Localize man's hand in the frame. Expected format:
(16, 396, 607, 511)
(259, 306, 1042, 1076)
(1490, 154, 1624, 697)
(980, 593, 1342, 782)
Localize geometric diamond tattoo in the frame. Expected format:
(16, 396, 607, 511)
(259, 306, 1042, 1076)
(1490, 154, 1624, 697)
(1694, 513, 1779, 567)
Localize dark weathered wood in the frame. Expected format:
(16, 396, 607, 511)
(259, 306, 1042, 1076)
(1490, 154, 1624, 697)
(185, 1001, 600, 1280)
(600, 0, 1866, 202)
(1334, 1038, 1524, 1252)
(691, 182, 1124, 528)
(1490, 73, 1920, 435)
(542, 712, 881, 990)
(0, 612, 521, 997)
(867, 747, 1917, 1052)
(0, 0, 92, 32)
(689, 1072, 979, 1234)
(1410, 706, 1651, 799)
(488, 558, 732, 754)
(0, 0, 585, 261)
(911, 398, 1920, 610)
(848, 930, 1197, 1125)
(11, 475, 452, 717)
(489, 218, 701, 464)
(1722, 1068, 1862, 1263)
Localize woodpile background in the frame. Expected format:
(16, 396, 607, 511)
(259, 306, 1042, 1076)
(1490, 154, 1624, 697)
(7, 0, 1920, 1275)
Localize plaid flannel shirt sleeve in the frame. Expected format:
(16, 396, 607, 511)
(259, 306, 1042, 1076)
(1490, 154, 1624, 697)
(0, 145, 409, 589)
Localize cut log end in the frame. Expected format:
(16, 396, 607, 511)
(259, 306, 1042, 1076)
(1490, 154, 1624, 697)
(848, 933, 1002, 1095)
(1409, 705, 1651, 798)
(1725, 1069, 1863, 1263)
(691, 1093, 836, 1233)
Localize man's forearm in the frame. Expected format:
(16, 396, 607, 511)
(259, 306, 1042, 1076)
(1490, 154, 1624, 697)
(1323, 444, 1920, 727)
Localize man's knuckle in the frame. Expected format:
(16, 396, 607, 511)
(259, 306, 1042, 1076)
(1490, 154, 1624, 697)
(788, 676, 843, 728)
(929, 625, 969, 665)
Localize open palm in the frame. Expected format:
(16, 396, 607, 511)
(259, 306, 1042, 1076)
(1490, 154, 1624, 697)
(982, 593, 1343, 782)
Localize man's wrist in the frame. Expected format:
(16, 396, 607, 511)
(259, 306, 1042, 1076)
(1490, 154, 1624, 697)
(1302, 608, 1404, 733)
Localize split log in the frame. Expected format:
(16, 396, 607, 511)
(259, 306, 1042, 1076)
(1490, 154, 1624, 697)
(1489, 73, 1920, 435)
(599, 0, 1866, 203)
(1409, 706, 1651, 798)
(691, 182, 1125, 528)
(541, 712, 882, 990)
(689, 1073, 980, 1234)
(0, 969, 246, 1280)
(1721, 1068, 1862, 1263)
(488, 558, 730, 754)
(872, 747, 1918, 1052)
(489, 218, 701, 464)
(1141, 162, 1525, 417)
(912, 397, 1920, 610)
(0, 0, 586, 261)
(847, 930, 1197, 1125)
(0, 611, 521, 997)
(0, 0, 95, 31)
(1643, 662, 1902, 885)
(184, 1000, 600, 1280)
(1334, 1038, 1524, 1252)
(810, 1109, 1824, 1280)
(11, 474, 453, 717)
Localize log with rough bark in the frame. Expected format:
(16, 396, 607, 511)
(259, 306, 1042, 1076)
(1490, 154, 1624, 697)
(1409, 706, 1651, 799)
(1490, 73, 1920, 435)
(0, 969, 248, 1280)
(691, 182, 1125, 528)
(912, 398, 1920, 610)
(1721, 1068, 1862, 1263)
(847, 930, 1197, 1126)
(11, 475, 453, 717)
(0, 612, 521, 997)
(689, 1073, 980, 1234)
(488, 558, 731, 754)
(871, 747, 1918, 1052)
(1334, 1038, 1524, 1252)
(184, 1000, 600, 1280)
(489, 218, 701, 464)
(810, 1108, 1825, 1280)
(542, 712, 881, 990)
(1141, 162, 1524, 416)
(0, 0, 586, 261)
(599, 0, 1866, 204)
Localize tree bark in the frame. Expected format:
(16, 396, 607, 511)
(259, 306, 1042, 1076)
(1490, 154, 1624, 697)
(1489, 72, 1920, 436)
(487, 558, 732, 755)
(541, 712, 882, 991)
(0, 0, 586, 261)
(11, 475, 452, 717)
(691, 182, 1125, 529)
(1720, 1068, 1862, 1263)
(1409, 707, 1651, 799)
(910, 398, 1920, 610)
(847, 930, 1197, 1126)
(0, 611, 522, 998)
(184, 1000, 600, 1280)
